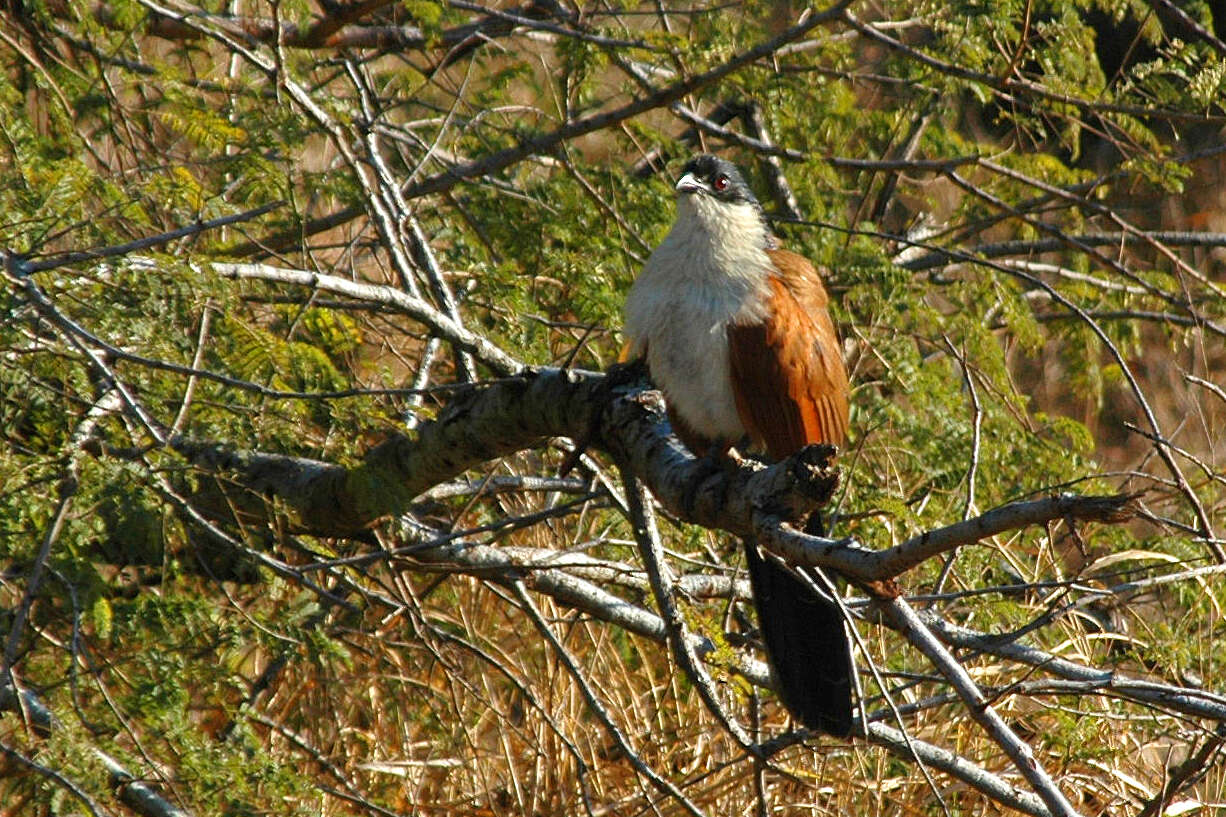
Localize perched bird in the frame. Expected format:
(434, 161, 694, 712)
(624, 154, 852, 735)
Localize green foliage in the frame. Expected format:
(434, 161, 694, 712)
(2, 0, 1224, 812)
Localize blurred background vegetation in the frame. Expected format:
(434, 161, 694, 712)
(1, 0, 1225, 813)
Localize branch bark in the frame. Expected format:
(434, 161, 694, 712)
(170, 365, 1139, 586)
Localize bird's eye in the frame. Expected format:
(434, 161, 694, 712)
(713, 175, 729, 192)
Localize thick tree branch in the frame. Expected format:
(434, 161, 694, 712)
(168, 366, 1139, 591)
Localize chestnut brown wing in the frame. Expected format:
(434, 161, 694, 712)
(727, 249, 855, 734)
(727, 250, 849, 459)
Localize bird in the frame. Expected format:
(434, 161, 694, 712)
(623, 154, 852, 735)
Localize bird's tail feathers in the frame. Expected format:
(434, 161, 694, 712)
(743, 534, 852, 736)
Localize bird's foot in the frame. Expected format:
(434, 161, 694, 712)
(560, 359, 652, 477)
(681, 448, 738, 520)
(603, 357, 650, 390)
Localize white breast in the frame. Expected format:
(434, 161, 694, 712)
(624, 196, 772, 445)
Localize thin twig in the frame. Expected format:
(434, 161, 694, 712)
(622, 468, 759, 749)
(880, 598, 1082, 817)
(21, 201, 285, 273)
(510, 581, 712, 817)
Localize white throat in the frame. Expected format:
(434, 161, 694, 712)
(669, 194, 772, 286)
(623, 194, 774, 443)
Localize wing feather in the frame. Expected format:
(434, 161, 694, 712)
(727, 250, 849, 460)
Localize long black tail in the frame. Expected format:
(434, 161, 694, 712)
(743, 520, 852, 735)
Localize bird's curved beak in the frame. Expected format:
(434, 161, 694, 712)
(675, 172, 707, 196)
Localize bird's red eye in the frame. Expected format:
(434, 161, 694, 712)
(713, 175, 729, 192)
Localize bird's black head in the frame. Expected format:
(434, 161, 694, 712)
(675, 154, 758, 206)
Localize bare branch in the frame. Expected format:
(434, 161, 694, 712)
(0, 683, 194, 817)
(923, 613, 1226, 723)
(898, 232, 1226, 273)
(866, 722, 1052, 817)
(18, 201, 285, 273)
(756, 493, 1138, 583)
(623, 469, 758, 748)
(880, 599, 1082, 817)
(212, 261, 523, 376)
(232, 0, 854, 254)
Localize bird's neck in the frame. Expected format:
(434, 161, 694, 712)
(674, 194, 771, 250)
(623, 196, 776, 366)
(657, 198, 774, 298)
